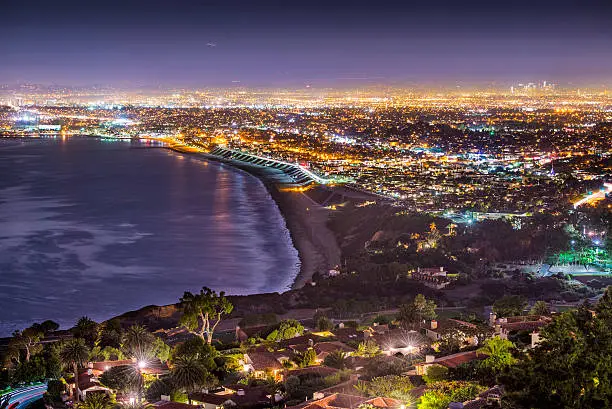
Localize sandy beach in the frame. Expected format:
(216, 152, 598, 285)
(266, 184, 341, 288)
(166, 145, 342, 289)
(211, 158, 342, 289)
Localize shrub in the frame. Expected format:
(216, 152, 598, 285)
(368, 375, 414, 403)
(355, 340, 381, 358)
(323, 350, 348, 369)
(316, 316, 334, 331)
(422, 365, 448, 384)
(265, 320, 304, 342)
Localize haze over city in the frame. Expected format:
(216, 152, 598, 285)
(2, 0, 612, 87)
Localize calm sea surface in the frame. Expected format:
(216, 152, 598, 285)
(0, 137, 299, 336)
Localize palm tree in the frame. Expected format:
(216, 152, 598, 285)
(323, 350, 348, 369)
(123, 325, 155, 363)
(60, 338, 90, 402)
(171, 355, 216, 404)
(73, 317, 98, 346)
(477, 336, 516, 372)
(76, 393, 114, 409)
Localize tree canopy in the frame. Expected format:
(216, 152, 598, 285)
(323, 350, 348, 369)
(171, 355, 217, 403)
(8, 327, 43, 363)
(417, 381, 484, 409)
(296, 348, 317, 368)
(99, 364, 143, 394)
(477, 336, 516, 373)
(493, 295, 527, 317)
(368, 375, 415, 404)
(60, 338, 90, 402)
(500, 289, 612, 409)
(529, 300, 551, 316)
(123, 325, 156, 362)
(76, 392, 115, 409)
(422, 365, 449, 385)
(179, 287, 234, 344)
(171, 337, 218, 371)
(73, 316, 98, 347)
(398, 294, 437, 329)
(355, 340, 381, 358)
(266, 319, 305, 342)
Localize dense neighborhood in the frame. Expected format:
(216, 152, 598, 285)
(2, 287, 611, 409)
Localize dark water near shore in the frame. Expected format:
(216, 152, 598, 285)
(0, 137, 299, 336)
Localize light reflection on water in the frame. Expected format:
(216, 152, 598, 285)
(0, 137, 299, 335)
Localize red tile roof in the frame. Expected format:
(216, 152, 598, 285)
(331, 328, 365, 343)
(416, 350, 484, 369)
(287, 366, 339, 378)
(189, 393, 232, 406)
(91, 360, 135, 372)
(191, 387, 272, 407)
(66, 372, 110, 392)
(461, 385, 504, 409)
(246, 351, 283, 371)
(315, 342, 355, 355)
(153, 401, 200, 409)
(501, 320, 548, 332)
(90, 359, 169, 375)
(363, 397, 402, 408)
(300, 393, 367, 409)
(295, 393, 402, 409)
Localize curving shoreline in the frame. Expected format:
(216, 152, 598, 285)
(165, 145, 341, 290)
(1, 135, 341, 291)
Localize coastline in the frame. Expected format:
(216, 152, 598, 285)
(1, 135, 339, 291)
(164, 144, 341, 290)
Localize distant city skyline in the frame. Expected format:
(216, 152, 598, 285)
(2, 0, 611, 87)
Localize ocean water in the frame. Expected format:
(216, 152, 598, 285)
(0, 137, 299, 336)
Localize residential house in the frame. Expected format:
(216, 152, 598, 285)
(415, 351, 485, 376)
(286, 366, 339, 379)
(90, 359, 135, 375)
(489, 315, 551, 340)
(190, 385, 281, 409)
(241, 351, 284, 380)
(457, 385, 504, 408)
(409, 267, 455, 289)
(66, 369, 112, 401)
(89, 358, 169, 377)
(313, 342, 355, 362)
(422, 319, 488, 347)
(371, 329, 428, 357)
(288, 393, 402, 409)
(152, 400, 200, 409)
(279, 334, 332, 348)
(368, 323, 390, 335)
(331, 327, 367, 344)
(289, 341, 355, 364)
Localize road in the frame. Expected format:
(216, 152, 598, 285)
(573, 183, 612, 209)
(2, 384, 47, 409)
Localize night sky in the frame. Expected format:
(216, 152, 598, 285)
(1, 0, 611, 87)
